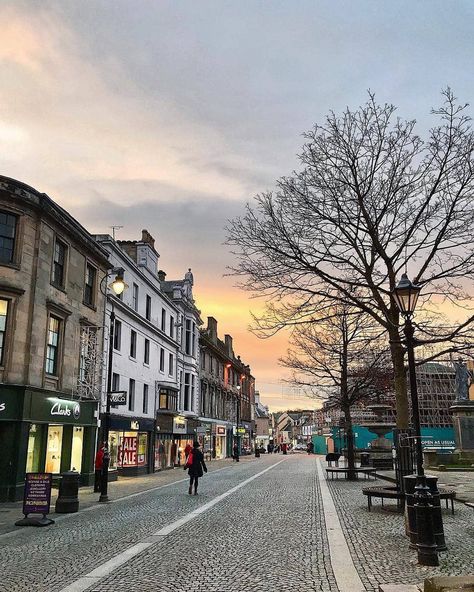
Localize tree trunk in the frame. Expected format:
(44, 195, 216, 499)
(344, 407, 357, 481)
(389, 329, 410, 429)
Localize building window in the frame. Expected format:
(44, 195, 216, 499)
(52, 239, 67, 288)
(130, 330, 137, 358)
(112, 373, 120, 391)
(146, 295, 151, 321)
(184, 372, 191, 411)
(201, 352, 205, 370)
(185, 319, 191, 355)
(0, 298, 9, 365)
(129, 379, 135, 411)
(45, 315, 61, 375)
(159, 347, 165, 372)
(113, 320, 122, 351)
(170, 316, 174, 338)
(84, 263, 97, 306)
(168, 353, 174, 376)
(191, 374, 195, 412)
(192, 322, 196, 357)
(143, 383, 149, 414)
(161, 308, 166, 332)
(144, 338, 150, 365)
(159, 389, 177, 411)
(0, 211, 17, 264)
(132, 283, 139, 311)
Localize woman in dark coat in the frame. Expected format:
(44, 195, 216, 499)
(186, 441, 207, 495)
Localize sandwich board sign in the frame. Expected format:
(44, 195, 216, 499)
(15, 473, 55, 527)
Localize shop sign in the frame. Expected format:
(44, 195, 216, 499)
(118, 435, 147, 467)
(109, 391, 127, 405)
(22, 473, 53, 516)
(173, 416, 187, 434)
(216, 426, 226, 436)
(233, 426, 246, 435)
(49, 399, 81, 420)
(130, 420, 140, 430)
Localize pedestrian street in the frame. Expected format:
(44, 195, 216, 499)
(1, 455, 473, 592)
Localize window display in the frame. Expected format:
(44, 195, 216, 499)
(70, 426, 84, 472)
(45, 424, 63, 474)
(110, 431, 148, 469)
(26, 424, 42, 473)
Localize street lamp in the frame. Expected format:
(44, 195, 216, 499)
(99, 267, 128, 502)
(393, 273, 439, 567)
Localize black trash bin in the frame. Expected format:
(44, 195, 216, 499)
(404, 474, 446, 551)
(360, 453, 370, 467)
(55, 470, 80, 513)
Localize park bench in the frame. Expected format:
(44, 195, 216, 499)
(362, 486, 456, 514)
(326, 467, 376, 480)
(325, 453, 341, 467)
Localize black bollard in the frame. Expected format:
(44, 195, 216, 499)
(55, 470, 80, 513)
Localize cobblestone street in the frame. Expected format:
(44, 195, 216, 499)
(1, 455, 473, 592)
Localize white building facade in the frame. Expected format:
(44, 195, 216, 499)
(95, 231, 181, 475)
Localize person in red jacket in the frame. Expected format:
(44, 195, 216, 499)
(94, 445, 105, 492)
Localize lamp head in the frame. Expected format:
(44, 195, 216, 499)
(109, 267, 128, 295)
(392, 273, 421, 317)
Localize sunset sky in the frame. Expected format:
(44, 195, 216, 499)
(2, 1, 474, 410)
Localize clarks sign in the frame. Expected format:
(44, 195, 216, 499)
(49, 399, 81, 420)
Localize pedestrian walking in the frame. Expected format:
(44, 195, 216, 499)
(94, 444, 105, 492)
(185, 441, 207, 495)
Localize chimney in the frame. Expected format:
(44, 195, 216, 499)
(224, 334, 233, 357)
(158, 270, 166, 281)
(141, 229, 155, 249)
(207, 317, 218, 341)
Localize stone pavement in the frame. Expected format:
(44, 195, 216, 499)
(0, 456, 246, 536)
(1, 454, 473, 592)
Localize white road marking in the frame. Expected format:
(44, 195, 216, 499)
(316, 459, 366, 592)
(58, 458, 288, 592)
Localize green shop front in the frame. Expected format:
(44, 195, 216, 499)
(0, 385, 98, 502)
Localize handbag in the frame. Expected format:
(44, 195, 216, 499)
(185, 452, 194, 468)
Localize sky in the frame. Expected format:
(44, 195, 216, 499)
(2, 0, 474, 410)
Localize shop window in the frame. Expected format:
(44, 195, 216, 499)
(130, 330, 137, 358)
(118, 431, 148, 467)
(113, 320, 122, 351)
(108, 431, 120, 470)
(129, 378, 135, 411)
(26, 424, 42, 473)
(45, 424, 63, 473)
(0, 210, 17, 264)
(52, 239, 67, 288)
(143, 383, 149, 414)
(45, 315, 61, 375)
(84, 263, 97, 307)
(145, 294, 151, 320)
(0, 298, 9, 366)
(71, 427, 84, 472)
(144, 338, 150, 365)
(132, 283, 139, 311)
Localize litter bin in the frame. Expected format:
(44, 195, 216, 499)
(360, 453, 370, 467)
(404, 474, 446, 551)
(55, 470, 80, 513)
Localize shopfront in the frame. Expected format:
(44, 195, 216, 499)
(0, 385, 98, 501)
(213, 424, 227, 459)
(108, 416, 155, 476)
(173, 416, 200, 466)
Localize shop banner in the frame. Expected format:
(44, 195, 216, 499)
(23, 473, 52, 516)
(118, 435, 147, 467)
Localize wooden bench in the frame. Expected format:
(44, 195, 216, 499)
(362, 486, 456, 514)
(326, 467, 376, 480)
(362, 486, 404, 511)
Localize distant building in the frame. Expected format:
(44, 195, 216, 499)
(254, 391, 270, 449)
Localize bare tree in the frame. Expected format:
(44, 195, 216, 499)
(281, 307, 390, 479)
(227, 89, 474, 428)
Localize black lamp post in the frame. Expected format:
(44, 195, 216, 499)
(99, 267, 128, 503)
(393, 273, 439, 567)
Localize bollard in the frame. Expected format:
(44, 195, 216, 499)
(55, 470, 80, 513)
